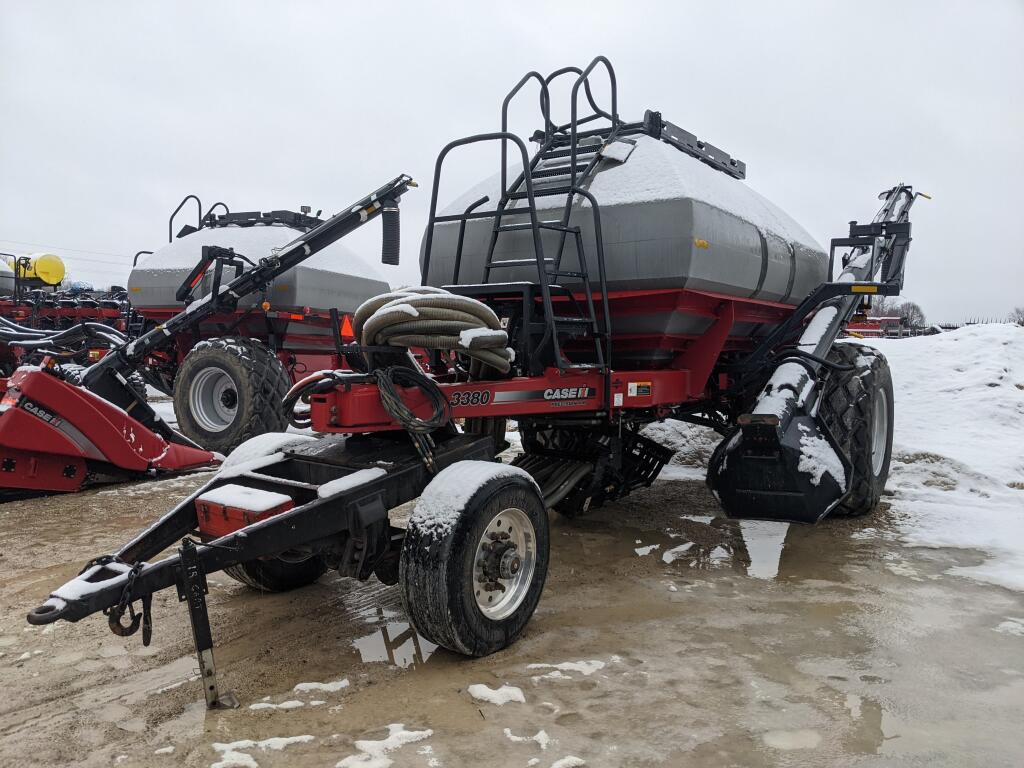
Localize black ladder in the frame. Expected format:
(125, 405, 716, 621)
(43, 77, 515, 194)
(422, 57, 618, 377)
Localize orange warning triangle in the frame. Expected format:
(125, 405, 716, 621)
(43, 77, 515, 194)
(340, 314, 355, 340)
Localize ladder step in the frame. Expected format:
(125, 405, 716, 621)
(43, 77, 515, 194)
(496, 220, 562, 232)
(509, 186, 573, 200)
(552, 316, 595, 325)
(547, 270, 585, 278)
(488, 258, 554, 268)
(532, 164, 588, 179)
(540, 144, 602, 159)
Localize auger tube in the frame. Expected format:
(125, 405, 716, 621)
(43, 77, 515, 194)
(708, 184, 924, 522)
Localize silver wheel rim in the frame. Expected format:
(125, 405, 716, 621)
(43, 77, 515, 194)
(474, 507, 536, 620)
(188, 367, 238, 433)
(871, 389, 889, 476)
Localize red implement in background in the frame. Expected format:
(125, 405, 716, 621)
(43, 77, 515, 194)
(0, 365, 216, 493)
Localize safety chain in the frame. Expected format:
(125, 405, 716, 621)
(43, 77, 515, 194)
(100, 560, 153, 646)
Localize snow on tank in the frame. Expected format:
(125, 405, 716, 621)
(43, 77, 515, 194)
(423, 132, 827, 306)
(129, 223, 390, 313)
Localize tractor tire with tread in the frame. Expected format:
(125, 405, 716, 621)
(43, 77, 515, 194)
(61, 364, 148, 402)
(400, 467, 550, 657)
(818, 343, 894, 517)
(173, 337, 291, 454)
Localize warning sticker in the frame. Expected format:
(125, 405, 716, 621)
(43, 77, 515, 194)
(627, 381, 652, 397)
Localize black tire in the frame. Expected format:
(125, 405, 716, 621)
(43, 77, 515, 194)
(819, 343, 894, 517)
(173, 337, 291, 454)
(125, 371, 149, 402)
(61, 364, 148, 403)
(224, 556, 326, 592)
(400, 466, 550, 657)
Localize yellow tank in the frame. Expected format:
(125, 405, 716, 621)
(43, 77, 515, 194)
(4, 253, 66, 286)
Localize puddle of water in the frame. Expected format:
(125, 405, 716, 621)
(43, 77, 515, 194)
(658, 516, 788, 578)
(353, 622, 438, 669)
(737, 520, 790, 580)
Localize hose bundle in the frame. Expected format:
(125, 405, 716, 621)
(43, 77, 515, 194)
(0, 316, 127, 357)
(353, 287, 514, 374)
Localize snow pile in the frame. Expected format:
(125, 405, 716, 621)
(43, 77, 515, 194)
(249, 699, 305, 711)
(318, 468, 387, 499)
(796, 424, 846, 487)
(550, 758, 587, 768)
(410, 461, 540, 540)
(850, 325, 1024, 590)
(197, 484, 293, 512)
(503, 727, 552, 750)
(221, 433, 316, 470)
(527, 660, 605, 676)
(467, 683, 525, 705)
(211, 734, 314, 768)
(294, 678, 349, 693)
(335, 724, 433, 768)
(641, 420, 719, 476)
(458, 326, 508, 349)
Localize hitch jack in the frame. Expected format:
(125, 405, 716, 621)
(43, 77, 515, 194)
(177, 538, 238, 710)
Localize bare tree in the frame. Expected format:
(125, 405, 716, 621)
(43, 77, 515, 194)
(1009, 306, 1024, 325)
(868, 295, 896, 317)
(894, 300, 927, 328)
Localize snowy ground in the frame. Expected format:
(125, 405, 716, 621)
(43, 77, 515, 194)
(0, 325, 1021, 767)
(857, 325, 1024, 590)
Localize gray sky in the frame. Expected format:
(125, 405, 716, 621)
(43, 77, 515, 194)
(2, 0, 1021, 322)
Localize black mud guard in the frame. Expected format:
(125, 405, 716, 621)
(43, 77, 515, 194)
(707, 413, 852, 524)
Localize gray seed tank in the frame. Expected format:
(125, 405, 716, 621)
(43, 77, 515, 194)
(422, 132, 827, 366)
(128, 224, 389, 313)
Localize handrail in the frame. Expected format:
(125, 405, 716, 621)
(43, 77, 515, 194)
(133, 250, 153, 267)
(570, 57, 619, 188)
(421, 133, 555, 335)
(568, 188, 613, 380)
(453, 196, 489, 284)
(203, 202, 230, 223)
(500, 72, 552, 199)
(168, 194, 202, 243)
(543, 65, 611, 132)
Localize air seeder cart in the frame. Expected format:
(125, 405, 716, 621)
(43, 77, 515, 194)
(27, 58, 924, 707)
(126, 196, 390, 453)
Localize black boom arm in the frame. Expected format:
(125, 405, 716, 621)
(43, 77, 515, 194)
(80, 175, 415, 443)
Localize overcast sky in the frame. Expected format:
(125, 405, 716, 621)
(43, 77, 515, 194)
(2, 1, 1021, 322)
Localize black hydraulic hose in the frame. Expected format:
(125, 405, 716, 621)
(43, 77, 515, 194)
(8, 323, 126, 350)
(372, 365, 452, 474)
(380, 198, 400, 266)
(282, 370, 371, 429)
(769, 347, 856, 373)
(372, 366, 450, 435)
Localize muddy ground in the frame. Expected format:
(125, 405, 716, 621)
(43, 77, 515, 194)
(1, 472, 1022, 767)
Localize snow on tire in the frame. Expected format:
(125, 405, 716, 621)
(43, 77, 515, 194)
(399, 461, 550, 657)
(819, 343, 894, 517)
(172, 337, 291, 454)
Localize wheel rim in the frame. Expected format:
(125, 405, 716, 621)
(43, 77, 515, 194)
(188, 367, 238, 433)
(871, 389, 889, 476)
(473, 507, 536, 621)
